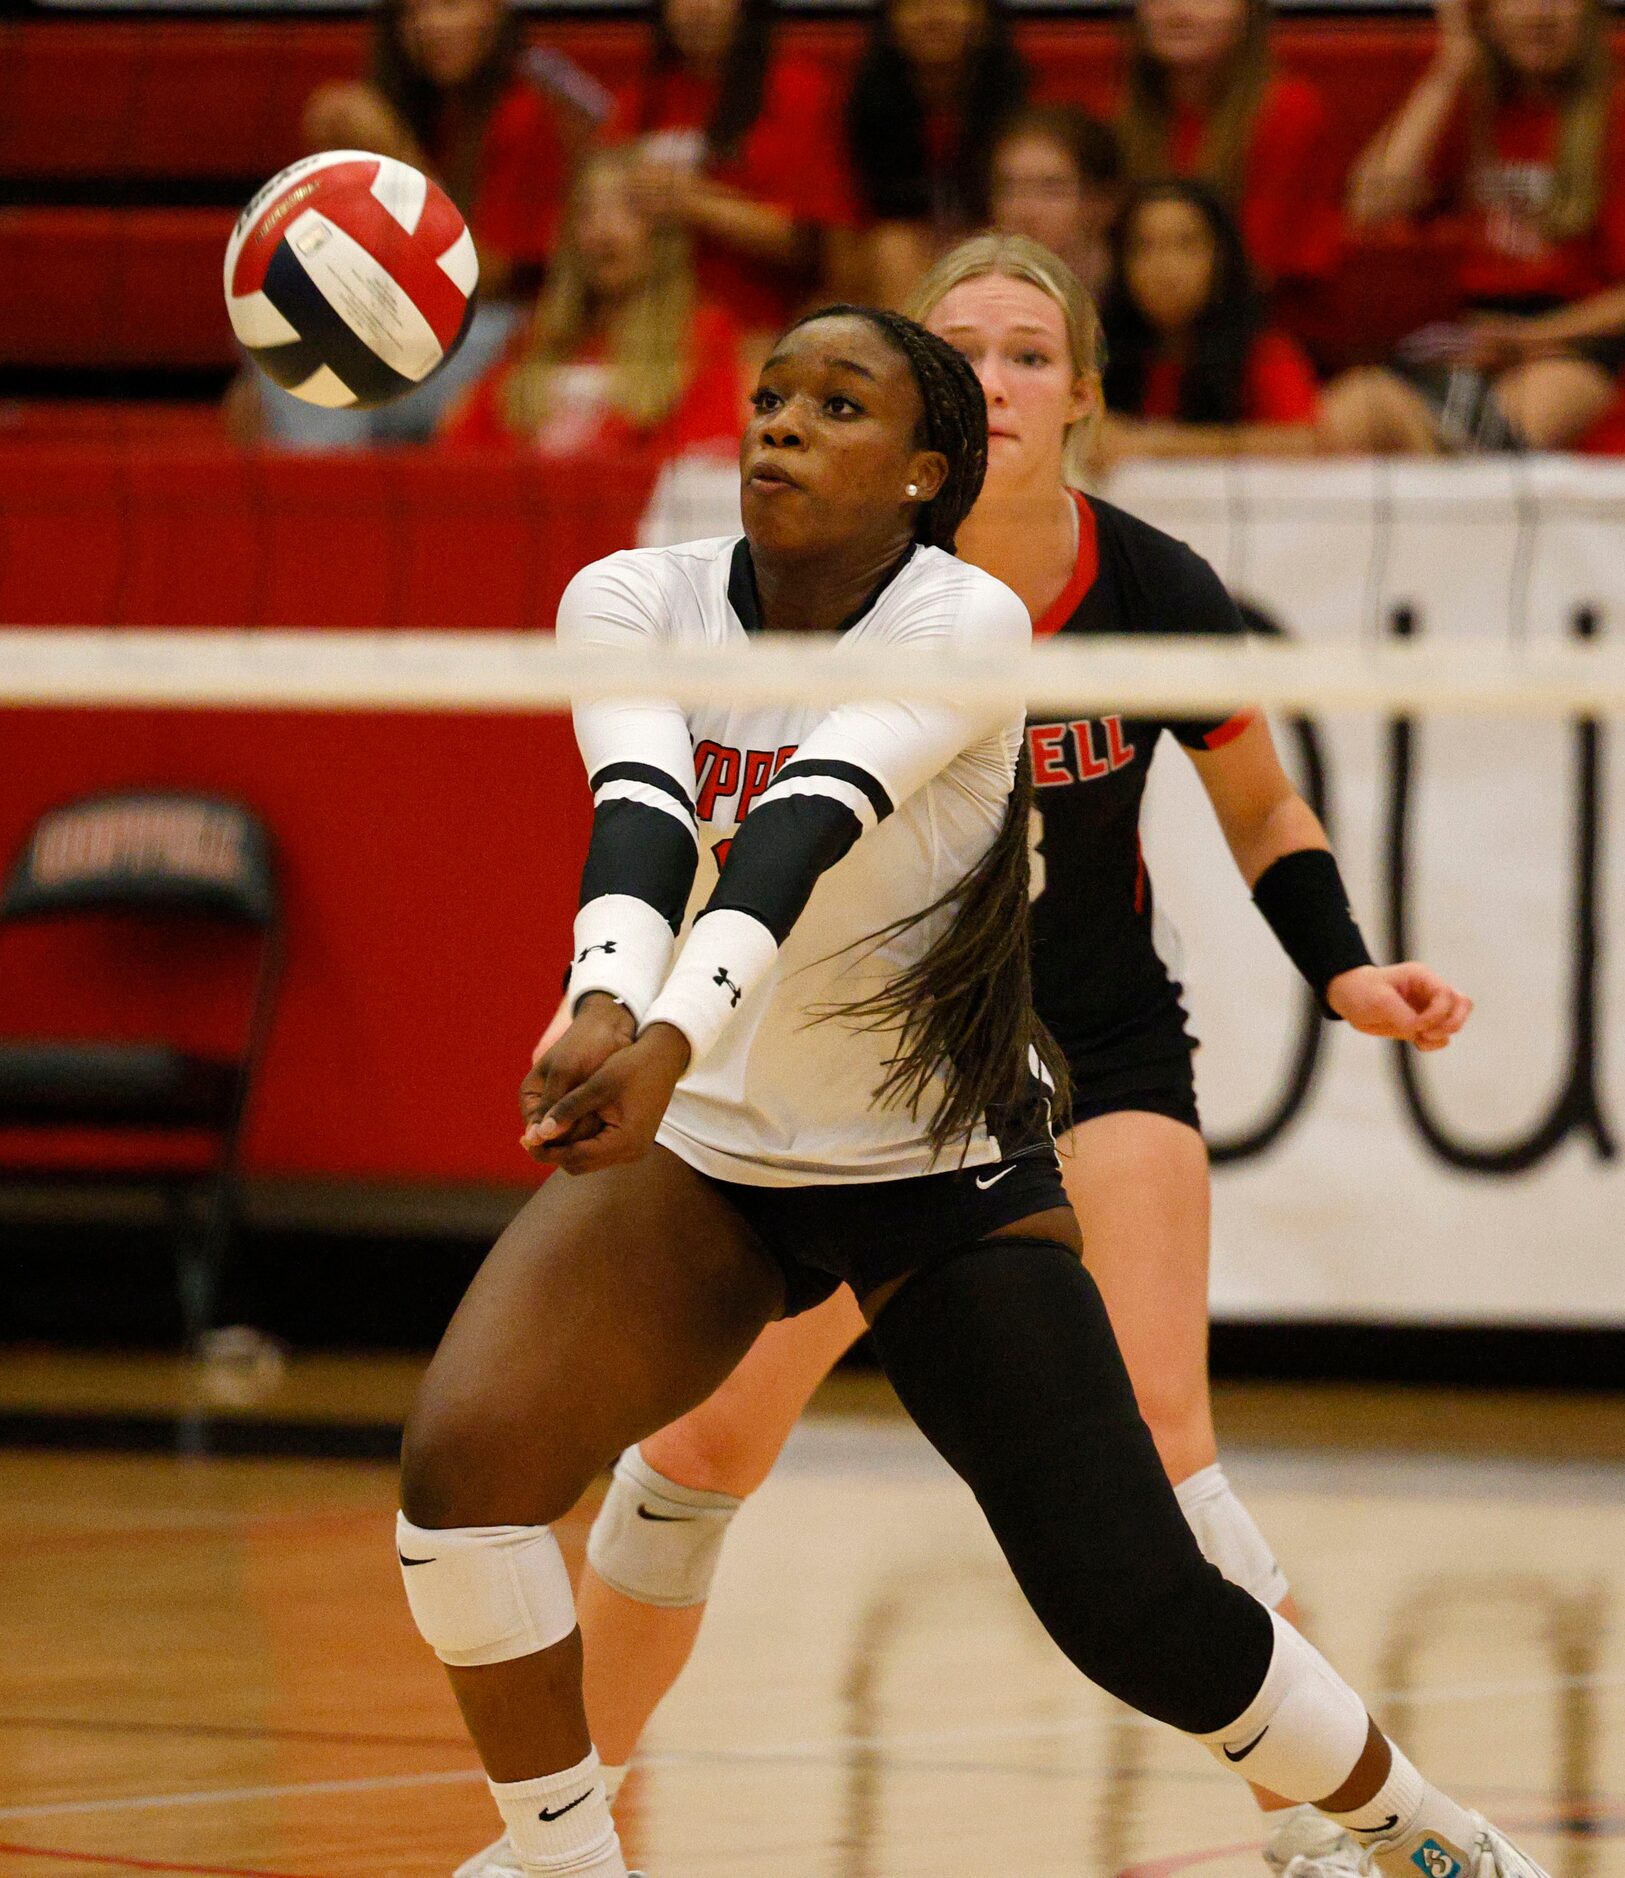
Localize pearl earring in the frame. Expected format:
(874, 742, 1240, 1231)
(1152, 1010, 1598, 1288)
(906, 483, 919, 497)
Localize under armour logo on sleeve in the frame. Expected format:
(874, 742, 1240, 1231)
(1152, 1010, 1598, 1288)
(575, 939, 617, 962)
(713, 966, 743, 1007)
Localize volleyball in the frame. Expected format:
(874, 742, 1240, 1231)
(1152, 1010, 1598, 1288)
(224, 150, 479, 409)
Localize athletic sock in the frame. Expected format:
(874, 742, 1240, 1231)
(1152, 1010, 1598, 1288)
(1323, 1742, 1482, 1877)
(601, 1764, 628, 1804)
(487, 1751, 626, 1876)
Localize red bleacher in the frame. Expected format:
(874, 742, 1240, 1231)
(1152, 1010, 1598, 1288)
(0, 206, 237, 370)
(0, 21, 351, 180)
(0, 442, 659, 630)
(0, 13, 1460, 377)
(2, 13, 1621, 435)
(0, 15, 1453, 185)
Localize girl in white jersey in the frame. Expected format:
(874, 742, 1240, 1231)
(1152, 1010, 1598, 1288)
(460, 239, 1477, 1878)
(400, 304, 1538, 1878)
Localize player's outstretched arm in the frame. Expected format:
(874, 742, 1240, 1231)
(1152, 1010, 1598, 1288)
(1185, 713, 1328, 887)
(1188, 715, 1471, 1051)
(521, 555, 704, 1168)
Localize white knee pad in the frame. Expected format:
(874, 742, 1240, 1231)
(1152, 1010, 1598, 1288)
(396, 1514, 576, 1668)
(1196, 1610, 1370, 1802)
(585, 1445, 743, 1609)
(1175, 1463, 1291, 1609)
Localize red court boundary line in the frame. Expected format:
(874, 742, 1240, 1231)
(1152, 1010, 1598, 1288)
(0, 1843, 321, 1877)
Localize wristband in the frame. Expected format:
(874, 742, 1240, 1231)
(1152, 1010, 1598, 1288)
(642, 908, 779, 1066)
(1251, 849, 1373, 1018)
(566, 893, 675, 1024)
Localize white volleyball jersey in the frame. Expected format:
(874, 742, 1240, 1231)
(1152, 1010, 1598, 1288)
(559, 532, 1041, 1185)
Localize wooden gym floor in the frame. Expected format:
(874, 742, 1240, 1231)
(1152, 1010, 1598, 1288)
(2, 1356, 1624, 1878)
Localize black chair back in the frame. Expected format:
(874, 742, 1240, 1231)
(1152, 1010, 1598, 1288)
(1, 792, 276, 927)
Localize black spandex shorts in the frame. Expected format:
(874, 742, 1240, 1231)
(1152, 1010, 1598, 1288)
(1062, 1051, 1201, 1135)
(705, 1145, 1069, 1319)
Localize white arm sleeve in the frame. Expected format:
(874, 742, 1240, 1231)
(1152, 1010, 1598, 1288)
(557, 556, 700, 1022)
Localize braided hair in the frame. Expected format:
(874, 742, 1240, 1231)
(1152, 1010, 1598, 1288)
(782, 304, 1069, 1155)
(779, 304, 988, 552)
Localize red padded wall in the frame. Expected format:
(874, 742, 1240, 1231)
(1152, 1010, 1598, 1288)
(0, 705, 591, 1184)
(0, 445, 662, 1185)
(0, 446, 661, 630)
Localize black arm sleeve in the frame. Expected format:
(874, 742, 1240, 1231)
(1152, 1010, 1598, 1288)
(578, 763, 701, 934)
(705, 757, 895, 942)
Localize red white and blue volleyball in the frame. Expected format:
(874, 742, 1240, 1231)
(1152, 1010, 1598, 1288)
(224, 151, 478, 409)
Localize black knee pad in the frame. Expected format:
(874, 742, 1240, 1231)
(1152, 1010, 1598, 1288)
(869, 1236, 1273, 1734)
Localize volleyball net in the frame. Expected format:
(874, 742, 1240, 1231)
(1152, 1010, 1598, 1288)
(4, 625, 1625, 717)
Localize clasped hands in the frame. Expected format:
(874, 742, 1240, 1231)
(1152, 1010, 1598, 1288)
(520, 992, 692, 1174)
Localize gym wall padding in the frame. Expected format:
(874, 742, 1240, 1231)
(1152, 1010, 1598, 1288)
(0, 448, 661, 1188)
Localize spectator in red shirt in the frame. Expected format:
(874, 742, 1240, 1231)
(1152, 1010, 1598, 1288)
(847, 0, 1031, 308)
(989, 105, 1123, 300)
(1329, 0, 1624, 451)
(306, 0, 607, 299)
(608, 0, 859, 343)
(439, 146, 746, 463)
(243, 0, 609, 447)
(1117, 0, 1339, 289)
(1098, 179, 1322, 463)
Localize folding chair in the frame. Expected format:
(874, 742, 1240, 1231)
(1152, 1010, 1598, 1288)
(0, 790, 282, 1349)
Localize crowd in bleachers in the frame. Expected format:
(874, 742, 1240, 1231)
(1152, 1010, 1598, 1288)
(226, 0, 1625, 465)
(13, 0, 1625, 465)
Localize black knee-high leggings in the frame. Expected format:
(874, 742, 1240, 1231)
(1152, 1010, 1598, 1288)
(867, 1236, 1274, 1736)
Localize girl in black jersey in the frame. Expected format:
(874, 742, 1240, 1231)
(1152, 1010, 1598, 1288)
(453, 239, 1478, 1878)
(414, 298, 1534, 1878)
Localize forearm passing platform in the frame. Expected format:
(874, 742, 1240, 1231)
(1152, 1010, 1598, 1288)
(1251, 848, 1373, 1017)
(567, 894, 676, 1024)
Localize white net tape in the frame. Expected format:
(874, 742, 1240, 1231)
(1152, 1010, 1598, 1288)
(4, 628, 1625, 716)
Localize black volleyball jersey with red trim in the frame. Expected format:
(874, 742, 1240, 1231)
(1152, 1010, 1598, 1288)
(1028, 491, 1252, 1082)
